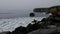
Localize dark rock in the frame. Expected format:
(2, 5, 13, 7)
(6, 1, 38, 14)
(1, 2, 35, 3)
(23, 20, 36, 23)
(0, 31, 11, 34)
(26, 23, 41, 32)
(50, 30, 60, 34)
(32, 19, 37, 24)
(7, 31, 11, 34)
(41, 18, 46, 22)
(28, 28, 57, 34)
(12, 26, 27, 34)
(30, 13, 35, 17)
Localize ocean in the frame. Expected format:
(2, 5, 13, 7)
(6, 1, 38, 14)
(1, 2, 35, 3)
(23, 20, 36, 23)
(0, 17, 46, 32)
(0, 11, 50, 32)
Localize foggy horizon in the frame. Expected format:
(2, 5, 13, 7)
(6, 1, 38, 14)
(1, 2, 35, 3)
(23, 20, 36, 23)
(0, 0, 60, 11)
(0, 0, 60, 18)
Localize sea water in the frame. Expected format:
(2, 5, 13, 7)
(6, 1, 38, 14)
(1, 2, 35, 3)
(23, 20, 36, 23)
(0, 11, 50, 32)
(0, 17, 46, 32)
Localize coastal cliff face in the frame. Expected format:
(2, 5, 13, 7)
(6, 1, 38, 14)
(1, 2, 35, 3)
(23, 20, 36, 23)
(33, 8, 48, 12)
(33, 6, 60, 14)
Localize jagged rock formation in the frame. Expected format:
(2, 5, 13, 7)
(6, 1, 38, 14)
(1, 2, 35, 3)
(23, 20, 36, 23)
(33, 6, 60, 14)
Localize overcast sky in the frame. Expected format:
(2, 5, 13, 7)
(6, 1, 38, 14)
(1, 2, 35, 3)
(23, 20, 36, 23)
(0, 0, 60, 18)
(0, 0, 60, 10)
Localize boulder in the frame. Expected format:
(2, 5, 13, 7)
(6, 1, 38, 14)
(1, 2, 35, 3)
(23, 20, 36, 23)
(30, 13, 35, 17)
(12, 26, 27, 34)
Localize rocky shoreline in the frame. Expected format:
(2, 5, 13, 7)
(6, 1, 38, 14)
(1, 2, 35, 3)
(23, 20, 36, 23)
(0, 14, 60, 34)
(0, 6, 60, 34)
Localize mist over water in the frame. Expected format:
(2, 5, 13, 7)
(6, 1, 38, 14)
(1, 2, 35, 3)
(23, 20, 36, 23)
(0, 0, 59, 19)
(0, 10, 49, 19)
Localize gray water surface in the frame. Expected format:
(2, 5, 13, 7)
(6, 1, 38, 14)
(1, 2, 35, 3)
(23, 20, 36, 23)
(0, 10, 49, 19)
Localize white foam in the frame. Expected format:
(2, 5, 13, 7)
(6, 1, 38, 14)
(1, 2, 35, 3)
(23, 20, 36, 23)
(0, 17, 45, 32)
